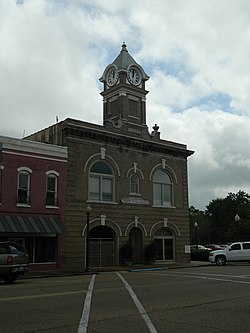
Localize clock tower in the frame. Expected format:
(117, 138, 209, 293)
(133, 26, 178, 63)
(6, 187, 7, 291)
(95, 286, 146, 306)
(99, 43, 150, 137)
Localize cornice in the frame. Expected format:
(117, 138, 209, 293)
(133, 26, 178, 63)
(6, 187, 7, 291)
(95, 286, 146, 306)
(61, 122, 194, 158)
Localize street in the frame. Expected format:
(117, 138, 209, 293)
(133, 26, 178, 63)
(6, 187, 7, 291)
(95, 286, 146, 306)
(1, 264, 250, 332)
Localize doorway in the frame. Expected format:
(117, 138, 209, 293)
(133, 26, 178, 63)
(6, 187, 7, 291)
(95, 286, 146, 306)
(154, 228, 175, 260)
(89, 226, 115, 267)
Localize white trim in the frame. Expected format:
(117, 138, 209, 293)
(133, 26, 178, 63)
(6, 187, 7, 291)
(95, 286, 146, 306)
(125, 167, 144, 179)
(46, 170, 60, 176)
(84, 153, 121, 176)
(124, 220, 147, 237)
(149, 220, 181, 237)
(149, 163, 178, 184)
(5, 150, 67, 163)
(0, 136, 67, 159)
(17, 166, 32, 173)
(81, 217, 122, 237)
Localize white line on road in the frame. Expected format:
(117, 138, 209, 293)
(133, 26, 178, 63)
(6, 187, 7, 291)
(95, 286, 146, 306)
(117, 272, 158, 333)
(147, 271, 250, 285)
(77, 274, 96, 333)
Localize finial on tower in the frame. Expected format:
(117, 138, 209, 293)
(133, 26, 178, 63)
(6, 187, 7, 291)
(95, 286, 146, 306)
(121, 42, 128, 52)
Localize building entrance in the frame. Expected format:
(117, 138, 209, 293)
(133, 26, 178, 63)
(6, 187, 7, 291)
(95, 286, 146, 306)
(154, 228, 175, 260)
(89, 226, 115, 267)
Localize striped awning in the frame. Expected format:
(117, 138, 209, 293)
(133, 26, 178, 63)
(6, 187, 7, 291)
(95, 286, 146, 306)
(0, 215, 64, 234)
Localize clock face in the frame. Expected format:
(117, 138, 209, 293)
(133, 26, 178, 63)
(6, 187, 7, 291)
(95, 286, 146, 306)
(127, 67, 141, 85)
(107, 68, 118, 86)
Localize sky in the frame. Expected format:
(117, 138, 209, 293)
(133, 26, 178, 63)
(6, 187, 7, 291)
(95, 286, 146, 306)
(1, 0, 250, 210)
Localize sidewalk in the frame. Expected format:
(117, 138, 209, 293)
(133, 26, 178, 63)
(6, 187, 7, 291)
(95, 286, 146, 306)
(22, 261, 210, 279)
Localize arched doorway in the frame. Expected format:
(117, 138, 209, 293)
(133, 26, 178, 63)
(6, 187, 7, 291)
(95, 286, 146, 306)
(89, 226, 116, 267)
(129, 227, 143, 263)
(154, 228, 175, 260)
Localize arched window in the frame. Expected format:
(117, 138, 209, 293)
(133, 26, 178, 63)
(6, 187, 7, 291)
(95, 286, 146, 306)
(130, 174, 139, 194)
(89, 161, 114, 202)
(153, 170, 173, 206)
(46, 172, 58, 206)
(17, 169, 31, 205)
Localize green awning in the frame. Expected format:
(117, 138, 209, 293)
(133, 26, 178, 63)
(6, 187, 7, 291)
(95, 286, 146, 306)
(0, 215, 65, 234)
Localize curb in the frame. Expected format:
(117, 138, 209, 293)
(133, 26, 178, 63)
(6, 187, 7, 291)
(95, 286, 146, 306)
(21, 261, 211, 279)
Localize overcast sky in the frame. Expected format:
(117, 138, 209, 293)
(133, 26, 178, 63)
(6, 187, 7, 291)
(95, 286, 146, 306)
(1, 0, 250, 210)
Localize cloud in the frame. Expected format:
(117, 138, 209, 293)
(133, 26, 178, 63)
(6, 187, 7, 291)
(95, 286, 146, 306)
(0, 0, 250, 210)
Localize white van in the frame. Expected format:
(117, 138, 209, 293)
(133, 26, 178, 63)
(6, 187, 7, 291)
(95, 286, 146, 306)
(209, 242, 250, 265)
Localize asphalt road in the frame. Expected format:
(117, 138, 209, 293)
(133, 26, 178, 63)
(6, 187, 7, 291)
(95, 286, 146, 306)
(1, 264, 250, 332)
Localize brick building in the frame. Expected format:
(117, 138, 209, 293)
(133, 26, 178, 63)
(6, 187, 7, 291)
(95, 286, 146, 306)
(26, 43, 194, 270)
(0, 136, 67, 270)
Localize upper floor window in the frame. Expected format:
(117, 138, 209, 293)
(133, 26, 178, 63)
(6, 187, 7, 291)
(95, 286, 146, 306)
(130, 174, 139, 194)
(17, 168, 31, 205)
(46, 172, 59, 207)
(0, 165, 3, 204)
(89, 161, 114, 202)
(153, 170, 173, 207)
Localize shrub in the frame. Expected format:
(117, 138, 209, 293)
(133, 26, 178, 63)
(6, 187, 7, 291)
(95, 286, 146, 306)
(144, 241, 159, 261)
(191, 249, 210, 261)
(120, 241, 134, 261)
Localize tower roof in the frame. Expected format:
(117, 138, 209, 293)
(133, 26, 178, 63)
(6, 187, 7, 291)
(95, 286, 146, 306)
(100, 43, 149, 82)
(113, 42, 138, 70)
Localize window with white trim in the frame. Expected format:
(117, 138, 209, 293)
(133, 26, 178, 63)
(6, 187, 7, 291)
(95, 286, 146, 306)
(46, 173, 58, 206)
(89, 161, 114, 202)
(153, 170, 173, 206)
(130, 174, 139, 194)
(17, 170, 31, 205)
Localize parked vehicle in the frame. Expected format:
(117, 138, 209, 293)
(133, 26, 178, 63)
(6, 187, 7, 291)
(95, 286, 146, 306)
(191, 245, 211, 251)
(205, 244, 223, 251)
(209, 242, 250, 266)
(0, 242, 29, 283)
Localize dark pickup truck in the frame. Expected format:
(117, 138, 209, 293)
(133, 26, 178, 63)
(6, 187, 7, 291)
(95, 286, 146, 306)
(0, 242, 29, 283)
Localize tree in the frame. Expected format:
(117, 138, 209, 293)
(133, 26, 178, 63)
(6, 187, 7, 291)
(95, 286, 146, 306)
(189, 206, 208, 244)
(205, 190, 250, 243)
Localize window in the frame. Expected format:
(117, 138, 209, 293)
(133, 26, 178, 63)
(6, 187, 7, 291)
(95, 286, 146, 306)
(231, 243, 241, 250)
(153, 170, 173, 206)
(25, 237, 57, 263)
(130, 174, 139, 194)
(154, 228, 174, 260)
(46, 173, 58, 206)
(17, 170, 31, 205)
(89, 161, 114, 202)
(0, 165, 3, 204)
(243, 243, 250, 250)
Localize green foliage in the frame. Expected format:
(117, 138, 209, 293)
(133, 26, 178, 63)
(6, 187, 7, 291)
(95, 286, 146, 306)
(191, 249, 210, 261)
(119, 241, 134, 260)
(190, 190, 250, 244)
(144, 241, 159, 260)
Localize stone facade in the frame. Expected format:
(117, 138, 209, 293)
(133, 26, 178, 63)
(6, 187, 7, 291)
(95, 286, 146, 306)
(26, 44, 194, 270)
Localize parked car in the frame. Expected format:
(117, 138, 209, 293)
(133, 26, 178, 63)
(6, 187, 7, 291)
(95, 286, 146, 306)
(218, 244, 228, 249)
(0, 242, 29, 283)
(191, 245, 211, 251)
(205, 244, 223, 251)
(209, 241, 250, 266)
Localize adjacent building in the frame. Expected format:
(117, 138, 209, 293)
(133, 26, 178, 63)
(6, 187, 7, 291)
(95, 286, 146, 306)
(0, 136, 67, 270)
(26, 43, 194, 270)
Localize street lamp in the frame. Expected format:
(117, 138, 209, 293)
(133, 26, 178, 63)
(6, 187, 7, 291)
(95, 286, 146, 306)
(194, 222, 199, 250)
(85, 205, 91, 272)
(235, 214, 240, 241)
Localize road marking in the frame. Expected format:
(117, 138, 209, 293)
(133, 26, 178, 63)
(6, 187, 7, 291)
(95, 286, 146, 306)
(117, 272, 158, 333)
(165, 271, 250, 279)
(77, 274, 96, 333)
(0, 290, 84, 302)
(147, 271, 250, 285)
